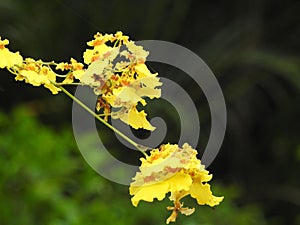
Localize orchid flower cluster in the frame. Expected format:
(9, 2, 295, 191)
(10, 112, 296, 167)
(0, 32, 223, 223)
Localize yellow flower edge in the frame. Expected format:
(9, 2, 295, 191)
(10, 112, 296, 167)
(0, 37, 23, 69)
(129, 143, 224, 224)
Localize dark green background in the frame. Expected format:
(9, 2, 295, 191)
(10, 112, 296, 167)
(0, 0, 299, 224)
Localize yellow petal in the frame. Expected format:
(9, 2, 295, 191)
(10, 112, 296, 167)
(122, 107, 155, 131)
(83, 49, 94, 65)
(138, 76, 162, 88)
(136, 86, 161, 99)
(45, 69, 57, 83)
(44, 83, 61, 94)
(126, 42, 148, 62)
(43, 70, 60, 94)
(130, 76, 162, 99)
(103, 93, 116, 106)
(112, 87, 141, 107)
(196, 171, 213, 182)
(0, 48, 23, 68)
(83, 44, 112, 64)
(130, 181, 169, 206)
(134, 63, 156, 78)
(190, 181, 224, 206)
(80, 59, 109, 86)
(130, 172, 192, 207)
(15, 74, 26, 82)
(167, 172, 193, 193)
(19, 70, 45, 86)
(166, 210, 178, 224)
(180, 207, 195, 216)
(73, 70, 85, 80)
(169, 190, 189, 202)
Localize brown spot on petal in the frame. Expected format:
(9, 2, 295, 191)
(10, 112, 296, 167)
(143, 175, 155, 183)
(165, 167, 181, 173)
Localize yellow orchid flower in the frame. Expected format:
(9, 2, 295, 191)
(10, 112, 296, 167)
(130, 143, 224, 223)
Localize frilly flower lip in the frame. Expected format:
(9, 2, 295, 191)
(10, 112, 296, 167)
(129, 143, 224, 224)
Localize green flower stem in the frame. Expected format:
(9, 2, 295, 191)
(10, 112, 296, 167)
(58, 85, 148, 157)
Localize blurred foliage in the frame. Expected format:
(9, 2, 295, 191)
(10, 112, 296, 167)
(0, 0, 299, 224)
(0, 107, 268, 225)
